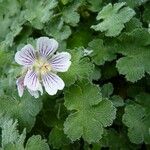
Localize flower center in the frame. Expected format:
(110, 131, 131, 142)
(33, 58, 51, 75)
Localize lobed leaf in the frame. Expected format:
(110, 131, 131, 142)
(91, 2, 135, 36)
(122, 93, 150, 144)
(64, 80, 116, 143)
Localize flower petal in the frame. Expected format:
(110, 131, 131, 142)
(24, 70, 40, 91)
(42, 73, 65, 95)
(28, 89, 39, 99)
(50, 52, 71, 72)
(15, 44, 35, 66)
(38, 83, 43, 96)
(16, 76, 25, 97)
(37, 37, 58, 57)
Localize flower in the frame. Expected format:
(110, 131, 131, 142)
(15, 37, 71, 98)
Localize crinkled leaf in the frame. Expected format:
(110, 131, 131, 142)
(101, 83, 114, 98)
(116, 28, 150, 82)
(125, 18, 142, 32)
(88, 39, 116, 65)
(0, 0, 25, 48)
(111, 95, 124, 107)
(98, 129, 137, 149)
(122, 93, 150, 144)
(0, 0, 20, 39)
(26, 135, 50, 150)
(62, 6, 80, 27)
(90, 66, 101, 81)
(86, 0, 103, 12)
(44, 18, 72, 42)
(48, 126, 70, 149)
(119, 0, 148, 7)
(0, 115, 49, 150)
(0, 114, 26, 148)
(0, 93, 42, 131)
(24, 0, 57, 29)
(91, 2, 135, 36)
(64, 81, 116, 143)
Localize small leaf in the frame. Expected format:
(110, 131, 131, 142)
(88, 39, 116, 65)
(101, 83, 114, 98)
(26, 135, 50, 150)
(122, 93, 150, 144)
(49, 126, 70, 149)
(119, 0, 148, 7)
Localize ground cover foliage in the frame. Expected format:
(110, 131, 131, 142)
(0, 0, 150, 149)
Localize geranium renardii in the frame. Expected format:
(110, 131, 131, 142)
(15, 37, 71, 98)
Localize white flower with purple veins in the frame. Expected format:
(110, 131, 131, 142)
(15, 37, 71, 98)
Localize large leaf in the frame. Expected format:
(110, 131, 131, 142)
(64, 81, 116, 143)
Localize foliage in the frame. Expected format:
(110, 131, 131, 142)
(0, 114, 49, 150)
(91, 2, 135, 36)
(64, 81, 116, 143)
(0, 0, 149, 149)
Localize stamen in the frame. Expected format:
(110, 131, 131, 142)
(33, 58, 51, 75)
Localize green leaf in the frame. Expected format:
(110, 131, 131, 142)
(24, 0, 58, 29)
(116, 28, 150, 82)
(60, 0, 70, 5)
(0, 114, 25, 148)
(60, 49, 94, 86)
(88, 39, 116, 65)
(125, 18, 142, 32)
(0, 0, 21, 40)
(61, 0, 83, 26)
(90, 66, 101, 81)
(122, 93, 150, 144)
(0, 0, 25, 48)
(143, 2, 150, 23)
(64, 81, 116, 143)
(62, 6, 80, 27)
(119, 0, 148, 7)
(91, 2, 135, 36)
(0, 94, 42, 131)
(86, 0, 103, 12)
(0, 115, 49, 150)
(101, 83, 124, 107)
(49, 126, 70, 149)
(111, 95, 124, 107)
(135, 93, 150, 112)
(101, 83, 114, 98)
(68, 26, 92, 49)
(98, 129, 137, 150)
(26, 135, 50, 150)
(44, 18, 71, 42)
